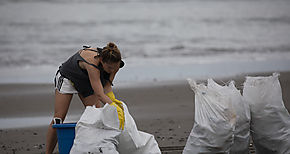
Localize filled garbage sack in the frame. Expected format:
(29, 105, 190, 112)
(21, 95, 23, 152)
(70, 102, 161, 154)
(70, 104, 121, 154)
(243, 73, 290, 154)
(117, 103, 161, 154)
(207, 79, 251, 154)
(183, 79, 237, 154)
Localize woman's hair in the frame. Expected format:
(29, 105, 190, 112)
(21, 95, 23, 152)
(100, 42, 121, 63)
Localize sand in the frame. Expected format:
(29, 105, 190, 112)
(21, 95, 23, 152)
(0, 71, 289, 154)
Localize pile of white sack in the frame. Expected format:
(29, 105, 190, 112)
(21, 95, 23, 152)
(184, 73, 290, 154)
(70, 102, 161, 154)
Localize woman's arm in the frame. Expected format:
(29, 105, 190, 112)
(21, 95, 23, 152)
(104, 83, 113, 94)
(85, 62, 125, 129)
(104, 69, 118, 94)
(85, 64, 112, 104)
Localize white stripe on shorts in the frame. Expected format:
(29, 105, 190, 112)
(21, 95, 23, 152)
(54, 71, 78, 94)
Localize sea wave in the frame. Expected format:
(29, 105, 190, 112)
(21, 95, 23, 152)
(0, 0, 289, 71)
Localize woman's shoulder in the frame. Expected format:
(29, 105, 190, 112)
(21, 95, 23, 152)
(79, 49, 100, 68)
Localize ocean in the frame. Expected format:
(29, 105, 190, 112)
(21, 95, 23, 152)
(0, 0, 290, 85)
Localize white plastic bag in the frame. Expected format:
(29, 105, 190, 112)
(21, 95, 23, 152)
(243, 73, 290, 154)
(207, 79, 251, 154)
(183, 79, 236, 154)
(117, 103, 161, 154)
(227, 82, 250, 154)
(70, 102, 161, 154)
(70, 104, 121, 154)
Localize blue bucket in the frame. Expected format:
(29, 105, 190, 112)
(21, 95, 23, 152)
(52, 123, 76, 154)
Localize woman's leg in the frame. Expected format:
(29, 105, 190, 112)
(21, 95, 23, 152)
(45, 90, 73, 154)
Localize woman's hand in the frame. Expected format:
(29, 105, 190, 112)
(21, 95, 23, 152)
(106, 91, 124, 130)
(106, 91, 121, 103)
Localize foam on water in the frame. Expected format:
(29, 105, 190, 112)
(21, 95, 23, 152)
(1, 52, 290, 86)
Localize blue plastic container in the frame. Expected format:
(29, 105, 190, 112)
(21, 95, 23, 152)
(52, 123, 76, 154)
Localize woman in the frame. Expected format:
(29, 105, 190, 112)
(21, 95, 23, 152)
(45, 42, 125, 154)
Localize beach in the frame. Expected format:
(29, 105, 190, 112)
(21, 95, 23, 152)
(0, 71, 289, 154)
(1, 0, 290, 153)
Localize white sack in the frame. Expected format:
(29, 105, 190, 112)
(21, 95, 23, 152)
(183, 79, 236, 154)
(70, 104, 121, 154)
(117, 103, 161, 154)
(70, 102, 161, 154)
(243, 73, 290, 154)
(207, 79, 251, 154)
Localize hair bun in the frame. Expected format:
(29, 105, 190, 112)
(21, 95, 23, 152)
(107, 42, 116, 49)
(101, 42, 122, 64)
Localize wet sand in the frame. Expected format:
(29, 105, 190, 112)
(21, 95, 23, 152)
(0, 71, 289, 154)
